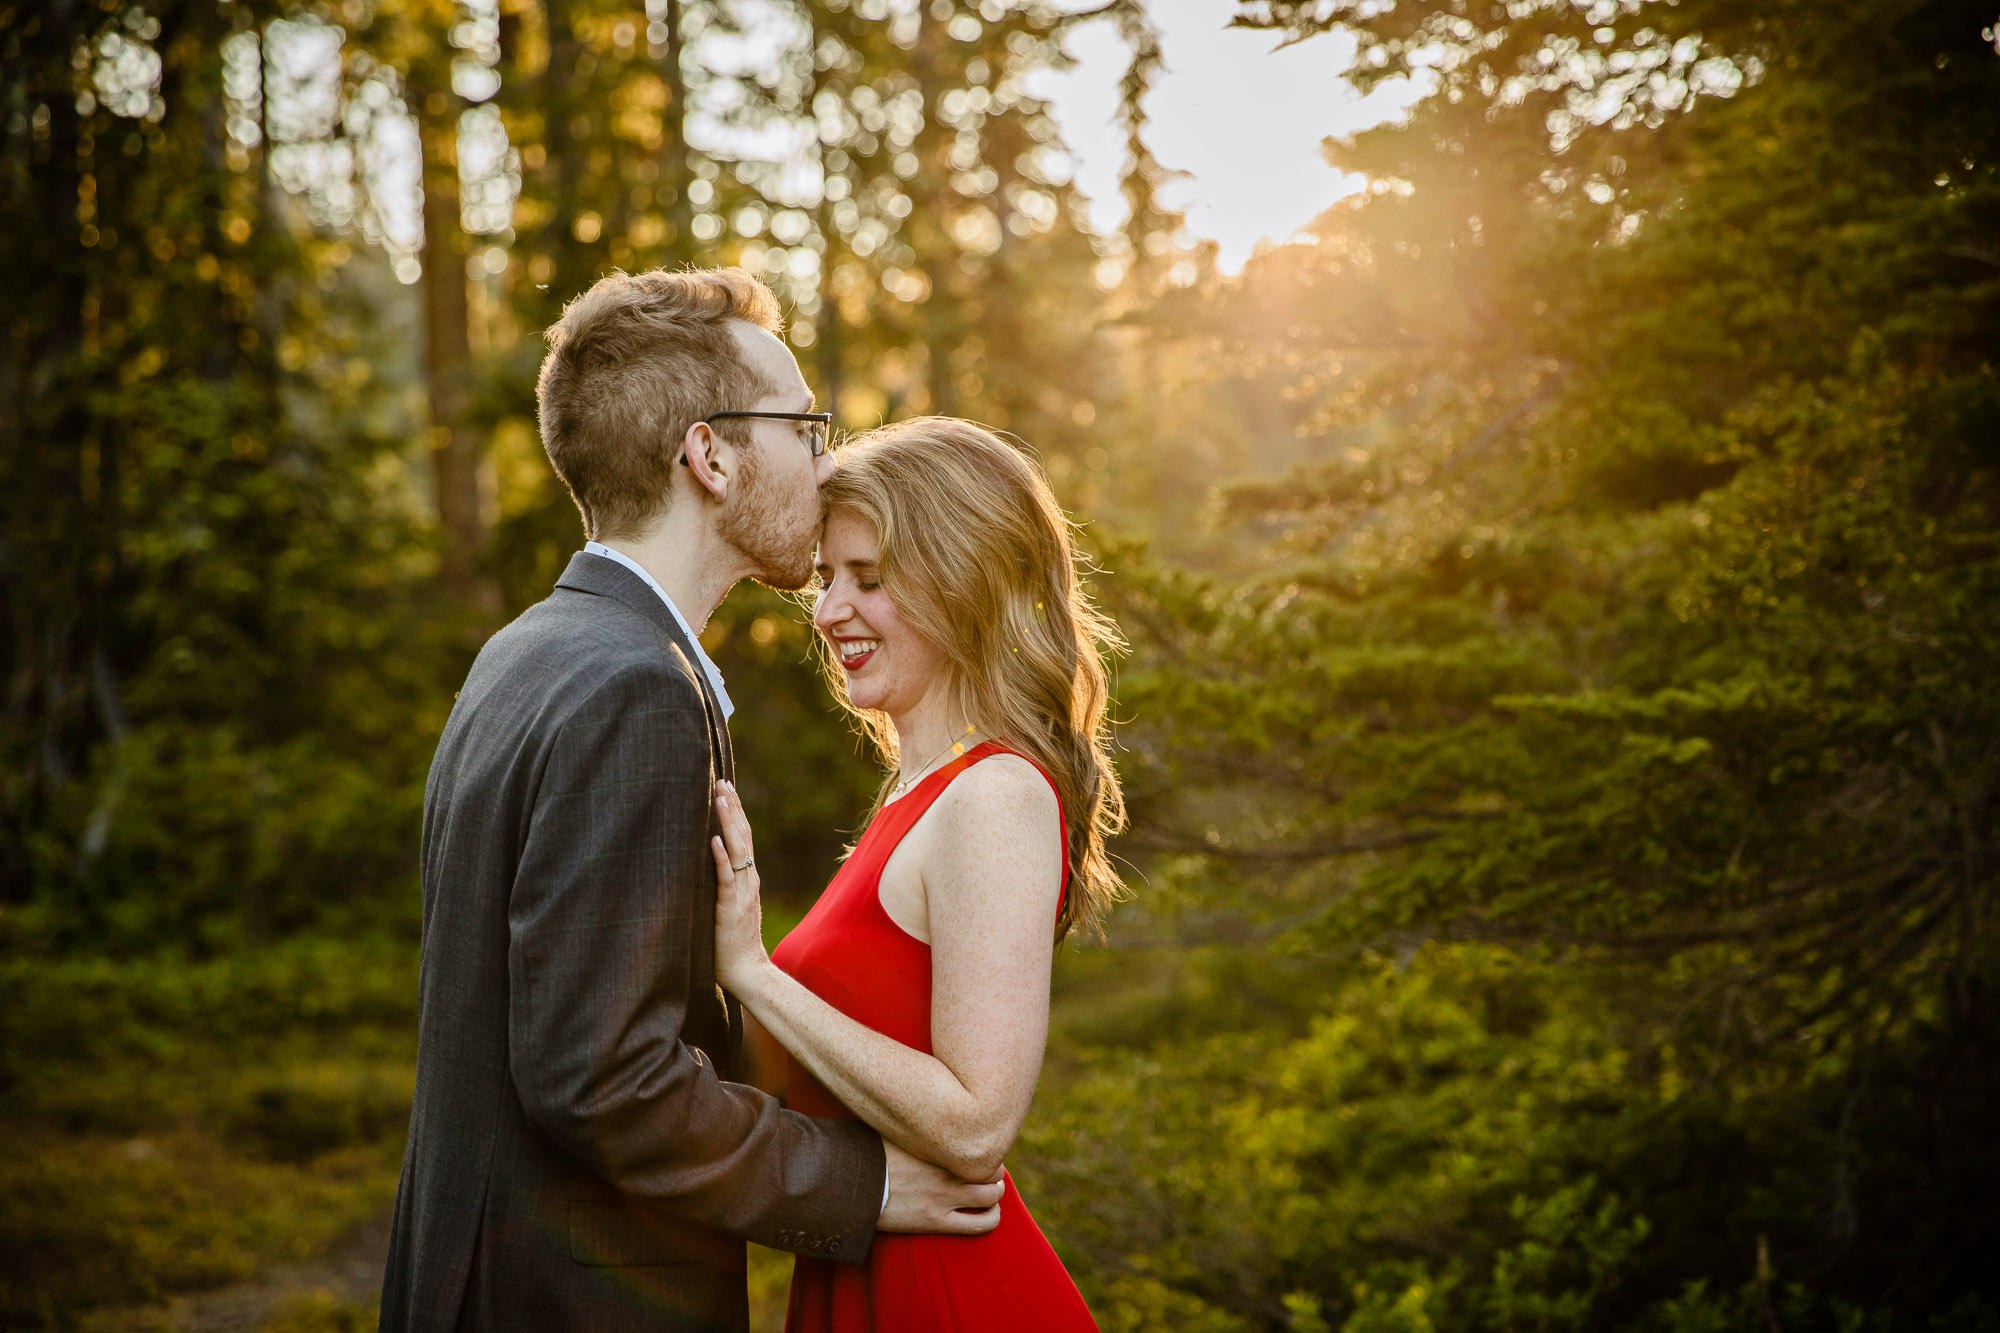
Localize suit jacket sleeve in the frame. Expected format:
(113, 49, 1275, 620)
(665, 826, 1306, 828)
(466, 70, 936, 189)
(506, 660, 885, 1262)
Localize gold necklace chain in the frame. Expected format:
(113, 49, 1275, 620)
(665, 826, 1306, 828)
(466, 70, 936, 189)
(887, 723, 978, 801)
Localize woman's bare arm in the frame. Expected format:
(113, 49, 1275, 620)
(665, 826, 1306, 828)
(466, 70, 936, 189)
(710, 760, 1063, 1181)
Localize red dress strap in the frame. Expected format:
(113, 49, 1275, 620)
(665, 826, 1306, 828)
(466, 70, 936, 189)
(881, 739, 1069, 905)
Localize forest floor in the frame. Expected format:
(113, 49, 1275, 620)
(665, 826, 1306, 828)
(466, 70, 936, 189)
(5, 908, 1152, 1331)
(3, 913, 831, 1331)
(72, 1208, 800, 1333)
(78, 1208, 392, 1333)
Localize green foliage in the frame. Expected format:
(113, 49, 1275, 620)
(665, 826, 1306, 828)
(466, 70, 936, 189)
(0, 938, 415, 1322)
(0, 1121, 403, 1322)
(22, 724, 425, 954)
(0, 936, 418, 1120)
(258, 1292, 383, 1333)
(225, 1063, 417, 1163)
(1016, 0, 2000, 1328)
(1114, 0, 2000, 1031)
(1027, 935, 2000, 1331)
(1, 0, 465, 954)
(1026, 946, 1648, 1331)
(5, 0, 1996, 1326)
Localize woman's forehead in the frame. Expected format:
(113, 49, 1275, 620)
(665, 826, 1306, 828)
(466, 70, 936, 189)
(819, 510, 878, 558)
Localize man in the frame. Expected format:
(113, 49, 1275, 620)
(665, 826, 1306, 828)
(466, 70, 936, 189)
(380, 268, 1003, 1331)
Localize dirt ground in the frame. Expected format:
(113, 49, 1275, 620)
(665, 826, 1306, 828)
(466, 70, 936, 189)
(81, 1207, 390, 1332)
(80, 1211, 798, 1332)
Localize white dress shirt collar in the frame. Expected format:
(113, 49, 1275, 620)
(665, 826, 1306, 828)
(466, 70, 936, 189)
(582, 541, 734, 720)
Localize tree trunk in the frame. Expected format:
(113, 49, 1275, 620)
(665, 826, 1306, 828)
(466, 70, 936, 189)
(542, 0, 595, 305)
(414, 75, 497, 610)
(808, 15, 842, 419)
(910, 4, 954, 417)
(817, 226, 844, 422)
(661, 0, 693, 250)
(32, 0, 90, 798)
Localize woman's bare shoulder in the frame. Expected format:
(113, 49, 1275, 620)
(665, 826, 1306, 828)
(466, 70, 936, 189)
(937, 752, 1059, 826)
(917, 754, 1062, 897)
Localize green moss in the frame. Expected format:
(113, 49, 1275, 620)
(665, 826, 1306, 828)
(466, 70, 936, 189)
(0, 1124, 402, 1321)
(0, 940, 415, 1325)
(258, 1291, 381, 1333)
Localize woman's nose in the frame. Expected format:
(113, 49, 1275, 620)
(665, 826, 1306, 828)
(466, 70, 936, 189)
(813, 583, 845, 631)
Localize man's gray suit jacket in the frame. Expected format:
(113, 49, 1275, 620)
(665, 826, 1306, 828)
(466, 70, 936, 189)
(379, 552, 885, 1332)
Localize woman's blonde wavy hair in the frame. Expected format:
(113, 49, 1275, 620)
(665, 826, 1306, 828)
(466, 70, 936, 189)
(812, 417, 1126, 942)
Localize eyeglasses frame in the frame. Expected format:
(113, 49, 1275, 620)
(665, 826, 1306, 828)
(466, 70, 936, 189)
(679, 410, 833, 465)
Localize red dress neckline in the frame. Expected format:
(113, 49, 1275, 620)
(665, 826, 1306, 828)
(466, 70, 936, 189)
(853, 740, 1070, 946)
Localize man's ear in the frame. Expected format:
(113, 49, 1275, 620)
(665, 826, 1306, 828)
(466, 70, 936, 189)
(680, 421, 731, 503)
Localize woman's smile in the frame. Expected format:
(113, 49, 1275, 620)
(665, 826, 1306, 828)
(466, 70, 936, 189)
(835, 636, 881, 672)
(814, 510, 950, 716)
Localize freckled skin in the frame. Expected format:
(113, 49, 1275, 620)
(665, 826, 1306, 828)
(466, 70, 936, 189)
(709, 514, 1067, 1190)
(811, 510, 947, 724)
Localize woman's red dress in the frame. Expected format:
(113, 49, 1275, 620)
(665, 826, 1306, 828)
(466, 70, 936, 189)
(770, 741, 1099, 1333)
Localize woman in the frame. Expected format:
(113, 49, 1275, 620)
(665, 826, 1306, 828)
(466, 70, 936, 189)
(707, 416, 1124, 1331)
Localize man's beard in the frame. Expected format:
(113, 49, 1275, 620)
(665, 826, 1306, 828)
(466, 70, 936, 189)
(720, 445, 819, 591)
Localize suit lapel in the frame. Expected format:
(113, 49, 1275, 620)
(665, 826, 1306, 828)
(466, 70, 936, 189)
(700, 677, 734, 785)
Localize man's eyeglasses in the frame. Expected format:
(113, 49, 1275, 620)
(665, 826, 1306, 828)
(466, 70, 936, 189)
(689, 410, 833, 460)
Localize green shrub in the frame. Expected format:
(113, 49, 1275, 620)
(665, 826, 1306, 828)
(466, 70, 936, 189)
(261, 1290, 381, 1333)
(0, 935, 418, 1114)
(226, 1064, 413, 1163)
(20, 723, 424, 956)
(0, 937, 416, 1322)
(0, 1127, 401, 1323)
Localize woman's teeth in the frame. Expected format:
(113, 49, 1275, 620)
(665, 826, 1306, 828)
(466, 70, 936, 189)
(839, 639, 881, 666)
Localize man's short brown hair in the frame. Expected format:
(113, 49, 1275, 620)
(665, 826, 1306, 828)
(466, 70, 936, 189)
(536, 267, 784, 540)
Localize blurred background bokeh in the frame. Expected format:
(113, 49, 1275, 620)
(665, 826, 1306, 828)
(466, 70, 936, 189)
(4, 0, 1998, 1327)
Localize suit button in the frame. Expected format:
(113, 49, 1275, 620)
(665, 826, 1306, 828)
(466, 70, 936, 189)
(827, 1239, 841, 1255)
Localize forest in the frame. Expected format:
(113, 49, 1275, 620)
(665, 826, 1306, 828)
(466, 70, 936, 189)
(3, 0, 1997, 1327)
